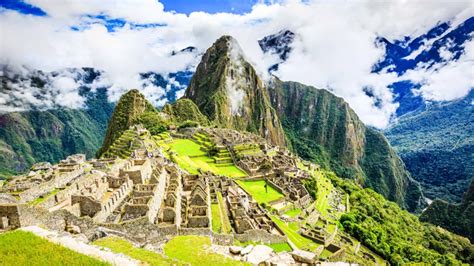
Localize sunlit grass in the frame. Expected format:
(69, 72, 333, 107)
(0, 230, 109, 266)
(236, 180, 284, 204)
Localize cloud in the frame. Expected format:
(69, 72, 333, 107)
(0, 0, 472, 128)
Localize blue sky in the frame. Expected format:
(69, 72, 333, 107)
(160, 0, 259, 14)
(0, 0, 260, 16)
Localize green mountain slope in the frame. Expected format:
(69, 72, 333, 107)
(420, 179, 474, 242)
(184, 35, 286, 146)
(97, 89, 159, 157)
(385, 90, 474, 203)
(0, 89, 113, 179)
(267, 78, 423, 212)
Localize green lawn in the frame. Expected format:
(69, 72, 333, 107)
(234, 240, 292, 252)
(217, 192, 232, 233)
(0, 230, 109, 266)
(94, 236, 179, 265)
(166, 139, 247, 178)
(164, 235, 249, 265)
(211, 203, 222, 233)
(284, 208, 302, 218)
(270, 215, 322, 252)
(236, 180, 284, 204)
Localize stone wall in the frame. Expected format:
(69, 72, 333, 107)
(0, 204, 20, 229)
(19, 167, 84, 202)
(146, 168, 167, 223)
(94, 178, 133, 223)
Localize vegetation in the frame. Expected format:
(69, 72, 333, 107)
(162, 98, 210, 127)
(284, 208, 302, 218)
(94, 236, 179, 265)
(322, 173, 474, 265)
(217, 191, 232, 233)
(211, 203, 223, 233)
(97, 89, 158, 157)
(0, 230, 109, 266)
(269, 215, 320, 251)
(420, 179, 474, 242)
(385, 91, 474, 203)
(164, 235, 248, 265)
(234, 240, 292, 252)
(268, 78, 423, 212)
(0, 88, 114, 179)
(236, 180, 284, 204)
(165, 138, 246, 178)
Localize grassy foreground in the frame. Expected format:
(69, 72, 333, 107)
(164, 235, 249, 265)
(94, 236, 179, 265)
(0, 230, 109, 266)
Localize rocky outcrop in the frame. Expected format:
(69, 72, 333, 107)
(267, 78, 424, 211)
(184, 36, 286, 146)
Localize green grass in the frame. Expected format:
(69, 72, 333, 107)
(29, 188, 60, 205)
(165, 139, 247, 178)
(284, 208, 302, 218)
(236, 180, 284, 204)
(234, 240, 292, 252)
(94, 236, 179, 265)
(313, 171, 333, 217)
(164, 235, 249, 265)
(217, 192, 232, 233)
(267, 242, 293, 252)
(0, 230, 109, 266)
(211, 203, 222, 233)
(270, 215, 322, 252)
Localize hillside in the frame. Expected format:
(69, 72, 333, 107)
(420, 179, 474, 242)
(185, 35, 287, 146)
(0, 88, 113, 179)
(1, 88, 471, 264)
(385, 90, 474, 203)
(267, 78, 424, 212)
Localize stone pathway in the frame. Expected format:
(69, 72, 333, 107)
(20, 226, 140, 266)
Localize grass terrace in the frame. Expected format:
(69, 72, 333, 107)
(284, 208, 302, 218)
(164, 138, 247, 178)
(217, 192, 232, 233)
(0, 230, 109, 266)
(234, 240, 293, 253)
(235, 180, 284, 204)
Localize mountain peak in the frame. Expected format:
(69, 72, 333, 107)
(184, 36, 287, 146)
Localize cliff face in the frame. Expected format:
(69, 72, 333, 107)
(97, 89, 157, 157)
(184, 36, 286, 146)
(267, 78, 424, 211)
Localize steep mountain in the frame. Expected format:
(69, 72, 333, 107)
(161, 98, 210, 126)
(97, 89, 159, 157)
(420, 179, 474, 242)
(267, 78, 424, 211)
(184, 35, 287, 146)
(0, 88, 114, 179)
(385, 90, 474, 203)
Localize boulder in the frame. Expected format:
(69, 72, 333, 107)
(241, 244, 254, 255)
(291, 249, 316, 264)
(266, 252, 296, 265)
(229, 246, 243, 255)
(246, 245, 273, 264)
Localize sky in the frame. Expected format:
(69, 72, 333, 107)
(0, 0, 473, 128)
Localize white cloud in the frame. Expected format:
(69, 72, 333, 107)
(0, 0, 472, 128)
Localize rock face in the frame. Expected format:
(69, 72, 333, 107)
(267, 78, 424, 211)
(420, 179, 474, 242)
(97, 89, 158, 157)
(185, 35, 286, 146)
(291, 249, 316, 263)
(246, 245, 274, 264)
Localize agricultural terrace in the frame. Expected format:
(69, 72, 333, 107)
(160, 138, 247, 178)
(235, 180, 284, 204)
